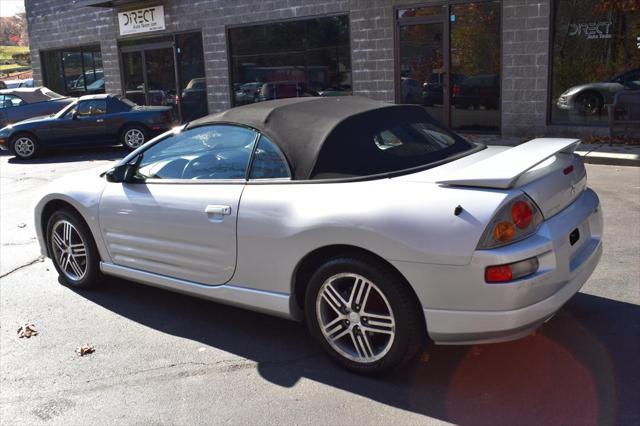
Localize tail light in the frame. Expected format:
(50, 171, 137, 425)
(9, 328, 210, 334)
(452, 84, 462, 96)
(485, 257, 539, 283)
(477, 194, 543, 250)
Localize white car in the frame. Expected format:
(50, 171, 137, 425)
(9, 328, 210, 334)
(34, 97, 603, 374)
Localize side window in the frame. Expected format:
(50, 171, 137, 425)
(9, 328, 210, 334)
(249, 135, 290, 179)
(136, 125, 257, 180)
(77, 100, 106, 116)
(0, 95, 24, 108)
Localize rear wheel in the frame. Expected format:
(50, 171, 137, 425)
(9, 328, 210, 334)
(305, 256, 425, 374)
(121, 125, 147, 150)
(46, 208, 102, 289)
(10, 133, 39, 160)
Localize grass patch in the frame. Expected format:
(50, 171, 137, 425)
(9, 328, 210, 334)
(0, 46, 29, 61)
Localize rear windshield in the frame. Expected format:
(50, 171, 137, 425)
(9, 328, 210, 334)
(42, 88, 64, 99)
(311, 107, 474, 179)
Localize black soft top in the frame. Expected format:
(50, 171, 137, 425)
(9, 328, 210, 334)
(188, 96, 456, 180)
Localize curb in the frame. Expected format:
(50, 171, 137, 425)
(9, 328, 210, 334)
(575, 144, 640, 167)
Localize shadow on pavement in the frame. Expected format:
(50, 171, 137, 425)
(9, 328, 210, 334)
(72, 277, 640, 425)
(2, 145, 126, 164)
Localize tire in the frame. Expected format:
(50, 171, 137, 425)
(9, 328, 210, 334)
(576, 91, 603, 116)
(10, 133, 39, 160)
(46, 208, 103, 289)
(121, 125, 147, 150)
(305, 256, 426, 374)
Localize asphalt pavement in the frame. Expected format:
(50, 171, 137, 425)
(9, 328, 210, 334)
(0, 147, 639, 425)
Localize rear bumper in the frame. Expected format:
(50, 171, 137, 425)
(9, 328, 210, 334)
(424, 239, 601, 344)
(393, 188, 603, 345)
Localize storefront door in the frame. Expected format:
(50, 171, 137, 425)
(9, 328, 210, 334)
(121, 42, 181, 121)
(397, 1, 501, 133)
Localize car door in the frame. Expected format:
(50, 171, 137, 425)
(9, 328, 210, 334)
(47, 100, 107, 145)
(98, 124, 258, 285)
(73, 99, 108, 143)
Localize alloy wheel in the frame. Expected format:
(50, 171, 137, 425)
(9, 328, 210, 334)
(316, 272, 395, 363)
(51, 220, 88, 281)
(14, 137, 35, 158)
(124, 128, 145, 149)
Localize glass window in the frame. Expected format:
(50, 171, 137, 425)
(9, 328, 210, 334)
(229, 15, 352, 106)
(0, 95, 25, 108)
(312, 110, 473, 179)
(177, 32, 208, 121)
(77, 100, 106, 116)
(249, 135, 290, 179)
(136, 125, 257, 180)
(450, 1, 501, 132)
(41, 46, 104, 97)
(550, 1, 640, 125)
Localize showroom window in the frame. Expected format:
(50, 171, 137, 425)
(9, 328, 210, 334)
(41, 46, 104, 97)
(228, 15, 352, 106)
(550, 0, 640, 125)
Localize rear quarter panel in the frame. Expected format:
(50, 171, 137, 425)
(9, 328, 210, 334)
(233, 179, 510, 295)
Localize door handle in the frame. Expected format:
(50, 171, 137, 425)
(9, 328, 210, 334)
(96, 119, 104, 123)
(205, 205, 231, 215)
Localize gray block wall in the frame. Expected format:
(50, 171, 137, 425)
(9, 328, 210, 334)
(25, 0, 601, 138)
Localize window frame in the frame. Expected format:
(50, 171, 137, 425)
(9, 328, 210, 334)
(546, 0, 640, 127)
(247, 134, 292, 181)
(225, 13, 353, 108)
(125, 123, 261, 185)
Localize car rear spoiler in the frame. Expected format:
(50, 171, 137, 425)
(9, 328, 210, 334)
(437, 138, 581, 189)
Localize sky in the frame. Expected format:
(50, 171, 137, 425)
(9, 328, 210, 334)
(0, 0, 25, 17)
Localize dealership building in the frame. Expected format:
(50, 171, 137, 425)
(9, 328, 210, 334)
(25, 0, 639, 137)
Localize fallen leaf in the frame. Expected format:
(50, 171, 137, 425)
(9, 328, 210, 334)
(17, 323, 38, 338)
(76, 344, 95, 357)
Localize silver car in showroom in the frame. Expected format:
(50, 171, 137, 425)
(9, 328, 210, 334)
(34, 97, 602, 374)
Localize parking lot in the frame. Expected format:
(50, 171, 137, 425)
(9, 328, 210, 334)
(1, 147, 639, 425)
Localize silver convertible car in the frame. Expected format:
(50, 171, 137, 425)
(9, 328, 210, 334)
(34, 97, 602, 374)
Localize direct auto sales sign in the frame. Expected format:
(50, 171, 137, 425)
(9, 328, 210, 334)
(118, 5, 165, 36)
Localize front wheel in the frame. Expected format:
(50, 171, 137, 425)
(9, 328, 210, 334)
(46, 208, 102, 289)
(305, 257, 426, 374)
(121, 125, 147, 150)
(10, 133, 39, 160)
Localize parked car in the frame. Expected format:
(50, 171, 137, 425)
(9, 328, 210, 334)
(256, 81, 306, 101)
(400, 77, 423, 104)
(556, 68, 640, 116)
(0, 87, 74, 128)
(234, 81, 263, 105)
(124, 82, 167, 106)
(0, 94, 174, 159)
(423, 73, 465, 106)
(452, 74, 500, 110)
(31, 97, 602, 374)
(1, 78, 34, 88)
(181, 77, 208, 121)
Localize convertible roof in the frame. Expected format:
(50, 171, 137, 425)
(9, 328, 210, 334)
(187, 96, 428, 179)
(0, 87, 60, 103)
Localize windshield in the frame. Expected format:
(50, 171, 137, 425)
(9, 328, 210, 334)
(42, 88, 64, 99)
(311, 108, 475, 179)
(117, 96, 138, 108)
(54, 100, 78, 118)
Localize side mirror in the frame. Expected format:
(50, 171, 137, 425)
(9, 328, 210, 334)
(105, 163, 137, 183)
(71, 111, 79, 120)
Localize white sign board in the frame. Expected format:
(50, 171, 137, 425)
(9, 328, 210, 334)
(118, 5, 165, 36)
